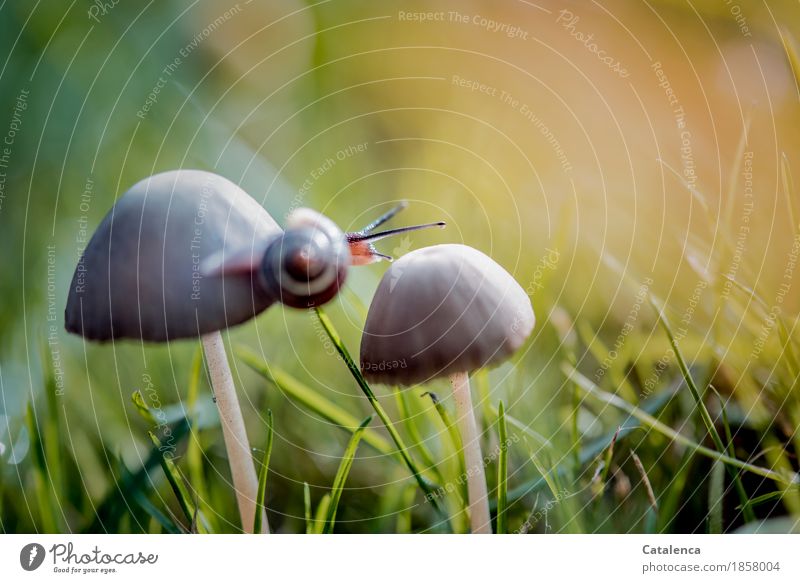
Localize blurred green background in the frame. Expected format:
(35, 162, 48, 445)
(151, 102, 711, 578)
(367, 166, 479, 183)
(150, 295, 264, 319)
(1, 0, 800, 533)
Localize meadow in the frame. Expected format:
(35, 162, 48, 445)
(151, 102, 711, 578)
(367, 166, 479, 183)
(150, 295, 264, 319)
(1, 0, 799, 534)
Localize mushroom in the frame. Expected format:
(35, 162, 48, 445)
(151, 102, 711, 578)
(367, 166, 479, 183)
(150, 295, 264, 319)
(65, 169, 444, 532)
(359, 244, 535, 533)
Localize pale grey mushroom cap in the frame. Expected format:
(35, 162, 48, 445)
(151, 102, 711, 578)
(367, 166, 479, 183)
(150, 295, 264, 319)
(360, 244, 535, 386)
(65, 170, 281, 342)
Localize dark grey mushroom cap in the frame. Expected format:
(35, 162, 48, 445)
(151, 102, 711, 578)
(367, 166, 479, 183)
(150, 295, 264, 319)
(65, 170, 280, 342)
(360, 244, 535, 386)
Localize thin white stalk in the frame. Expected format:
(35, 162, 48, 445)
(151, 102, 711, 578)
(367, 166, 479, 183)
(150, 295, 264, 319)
(202, 331, 269, 534)
(450, 371, 491, 534)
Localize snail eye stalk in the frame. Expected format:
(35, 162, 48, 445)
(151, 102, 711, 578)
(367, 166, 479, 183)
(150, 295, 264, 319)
(346, 201, 446, 265)
(351, 201, 409, 234)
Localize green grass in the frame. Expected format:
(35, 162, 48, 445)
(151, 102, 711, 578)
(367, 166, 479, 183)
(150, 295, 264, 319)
(313, 307, 445, 516)
(496, 401, 509, 534)
(322, 416, 370, 534)
(253, 409, 274, 535)
(237, 347, 394, 455)
(4, 280, 799, 534)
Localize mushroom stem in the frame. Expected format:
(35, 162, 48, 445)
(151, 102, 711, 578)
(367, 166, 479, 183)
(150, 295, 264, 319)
(450, 371, 491, 534)
(202, 331, 269, 534)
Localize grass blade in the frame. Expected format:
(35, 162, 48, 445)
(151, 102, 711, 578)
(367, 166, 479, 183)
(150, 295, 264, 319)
(323, 415, 371, 534)
(84, 418, 191, 532)
(650, 300, 761, 518)
(473, 368, 494, 429)
(39, 340, 65, 529)
(313, 494, 331, 534)
(185, 346, 215, 531)
(253, 410, 274, 535)
(303, 482, 312, 534)
(632, 452, 658, 513)
(131, 488, 182, 534)
(314, 307, 443, 513)
(780, 152, 798, 231)
(396, 484, 419, 533)
(394, 389, 441, 481)
(564, 363, 799, 486)
(657, 448, 696, 532)
(649, 298, 726, 453)
(708, 460, 724, 533)
(737, 491, 785, 509)
(722, 276, 800, 379)
(528, 453, 576, 532)
(422, 391, 468, 531)
(134, 390, 210, 533)
(148, 431, 207, 533)
(496, 401, 508, 534)
(423, 391, 464, 458)
(25, 401, 58, 532)
(423, 391, 466, 492)
(710, 386, 756, 523)
(593, 427, 620, 498)
(238, 347, 392, 455)
(721, 115, 751, 234)
(132, 391, 157, 425)
(504, 383, 678, 505)
(489, 405, 550, 448)
(780, 28, 800, 124)
(529, 454, 560, 501)
(632, 451, 658, 533)
(762, 437, 800, 515)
